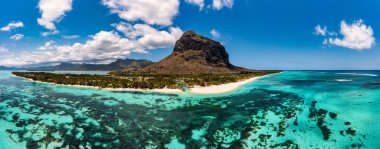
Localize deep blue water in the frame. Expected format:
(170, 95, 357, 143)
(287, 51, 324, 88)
(0, 70, 379, 148)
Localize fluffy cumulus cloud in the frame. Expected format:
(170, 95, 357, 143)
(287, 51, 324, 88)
(212, 0, 234, 10)
(1, 21, 24, 31)
(323, 20, 375, 51)
(37, 0, 73, 30)
(185, 0, 205, 10)
(112, 22, 183, 49)
(0, 24, 183, 66)
(101, 0, 180, 26)
(10, 34, 24, 41)
(210, 29, 220, 38)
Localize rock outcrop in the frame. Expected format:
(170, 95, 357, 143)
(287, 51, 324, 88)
(139, 31, 252, 74)
(173, 31, 232, 67)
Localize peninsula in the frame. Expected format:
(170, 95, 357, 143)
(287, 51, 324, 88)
(12, 31, 280, 94)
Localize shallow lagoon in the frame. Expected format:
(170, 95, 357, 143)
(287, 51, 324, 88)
(0, 70, 379, 148)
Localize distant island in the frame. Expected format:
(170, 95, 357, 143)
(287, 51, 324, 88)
(12, 31, 280, 94)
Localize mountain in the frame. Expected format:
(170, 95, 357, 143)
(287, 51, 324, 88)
(0, 66, 25, 70)
(28, 59, 154, 71)
(0, 66, 12, 70)
(137, 31, 252, 74)
(16, 31, 251, 73)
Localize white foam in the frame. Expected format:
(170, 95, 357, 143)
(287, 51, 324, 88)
(336, 73, 378, 77)
(335, 79, 353, 82)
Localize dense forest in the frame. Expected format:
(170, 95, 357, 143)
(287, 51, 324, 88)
(12, 71, 280, 90)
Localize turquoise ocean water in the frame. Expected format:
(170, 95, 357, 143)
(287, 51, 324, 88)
(0, 70, 379, 148)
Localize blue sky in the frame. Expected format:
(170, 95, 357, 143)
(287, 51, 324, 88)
(0, 0, 379, 70)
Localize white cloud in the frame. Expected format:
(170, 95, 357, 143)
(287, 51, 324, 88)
(185, 0, 205, 10)
(0, 46, 8, 53)
(210, 29, 220, 38)
(112, 22, 183, 49)
(314, 25, 336, 36)
(101, 0, 180, 26)
(41, 30, 60, 37)
(0, 24, 183, 66)
(37, 0, 73, 30)
(38, 40, 57, 50)
(10, 34, 25, 41)
(62, 35, 80, 39)
(212, 0, 234, 10)
(314, 25, 327, 36)
(323, 39, 329, 45)
(1, 21, 24, 31)
(325, 20, 375, 51)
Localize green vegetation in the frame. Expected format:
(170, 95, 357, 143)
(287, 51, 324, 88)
(12, 71, 280, 90)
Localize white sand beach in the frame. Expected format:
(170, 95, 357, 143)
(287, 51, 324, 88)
(102, 87, 183, 94)
(189, 74, 271, 95)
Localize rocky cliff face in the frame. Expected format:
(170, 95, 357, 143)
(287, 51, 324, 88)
(173, 31, 232, 68)
(138, 31, 252, 74)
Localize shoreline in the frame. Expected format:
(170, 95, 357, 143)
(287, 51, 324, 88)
(11, 73, 279, 95)
(189, 74, 271, 95)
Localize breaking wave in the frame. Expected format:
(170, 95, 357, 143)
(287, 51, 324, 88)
(335, 79, 353, 82)
(336, 73, 378, 77)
